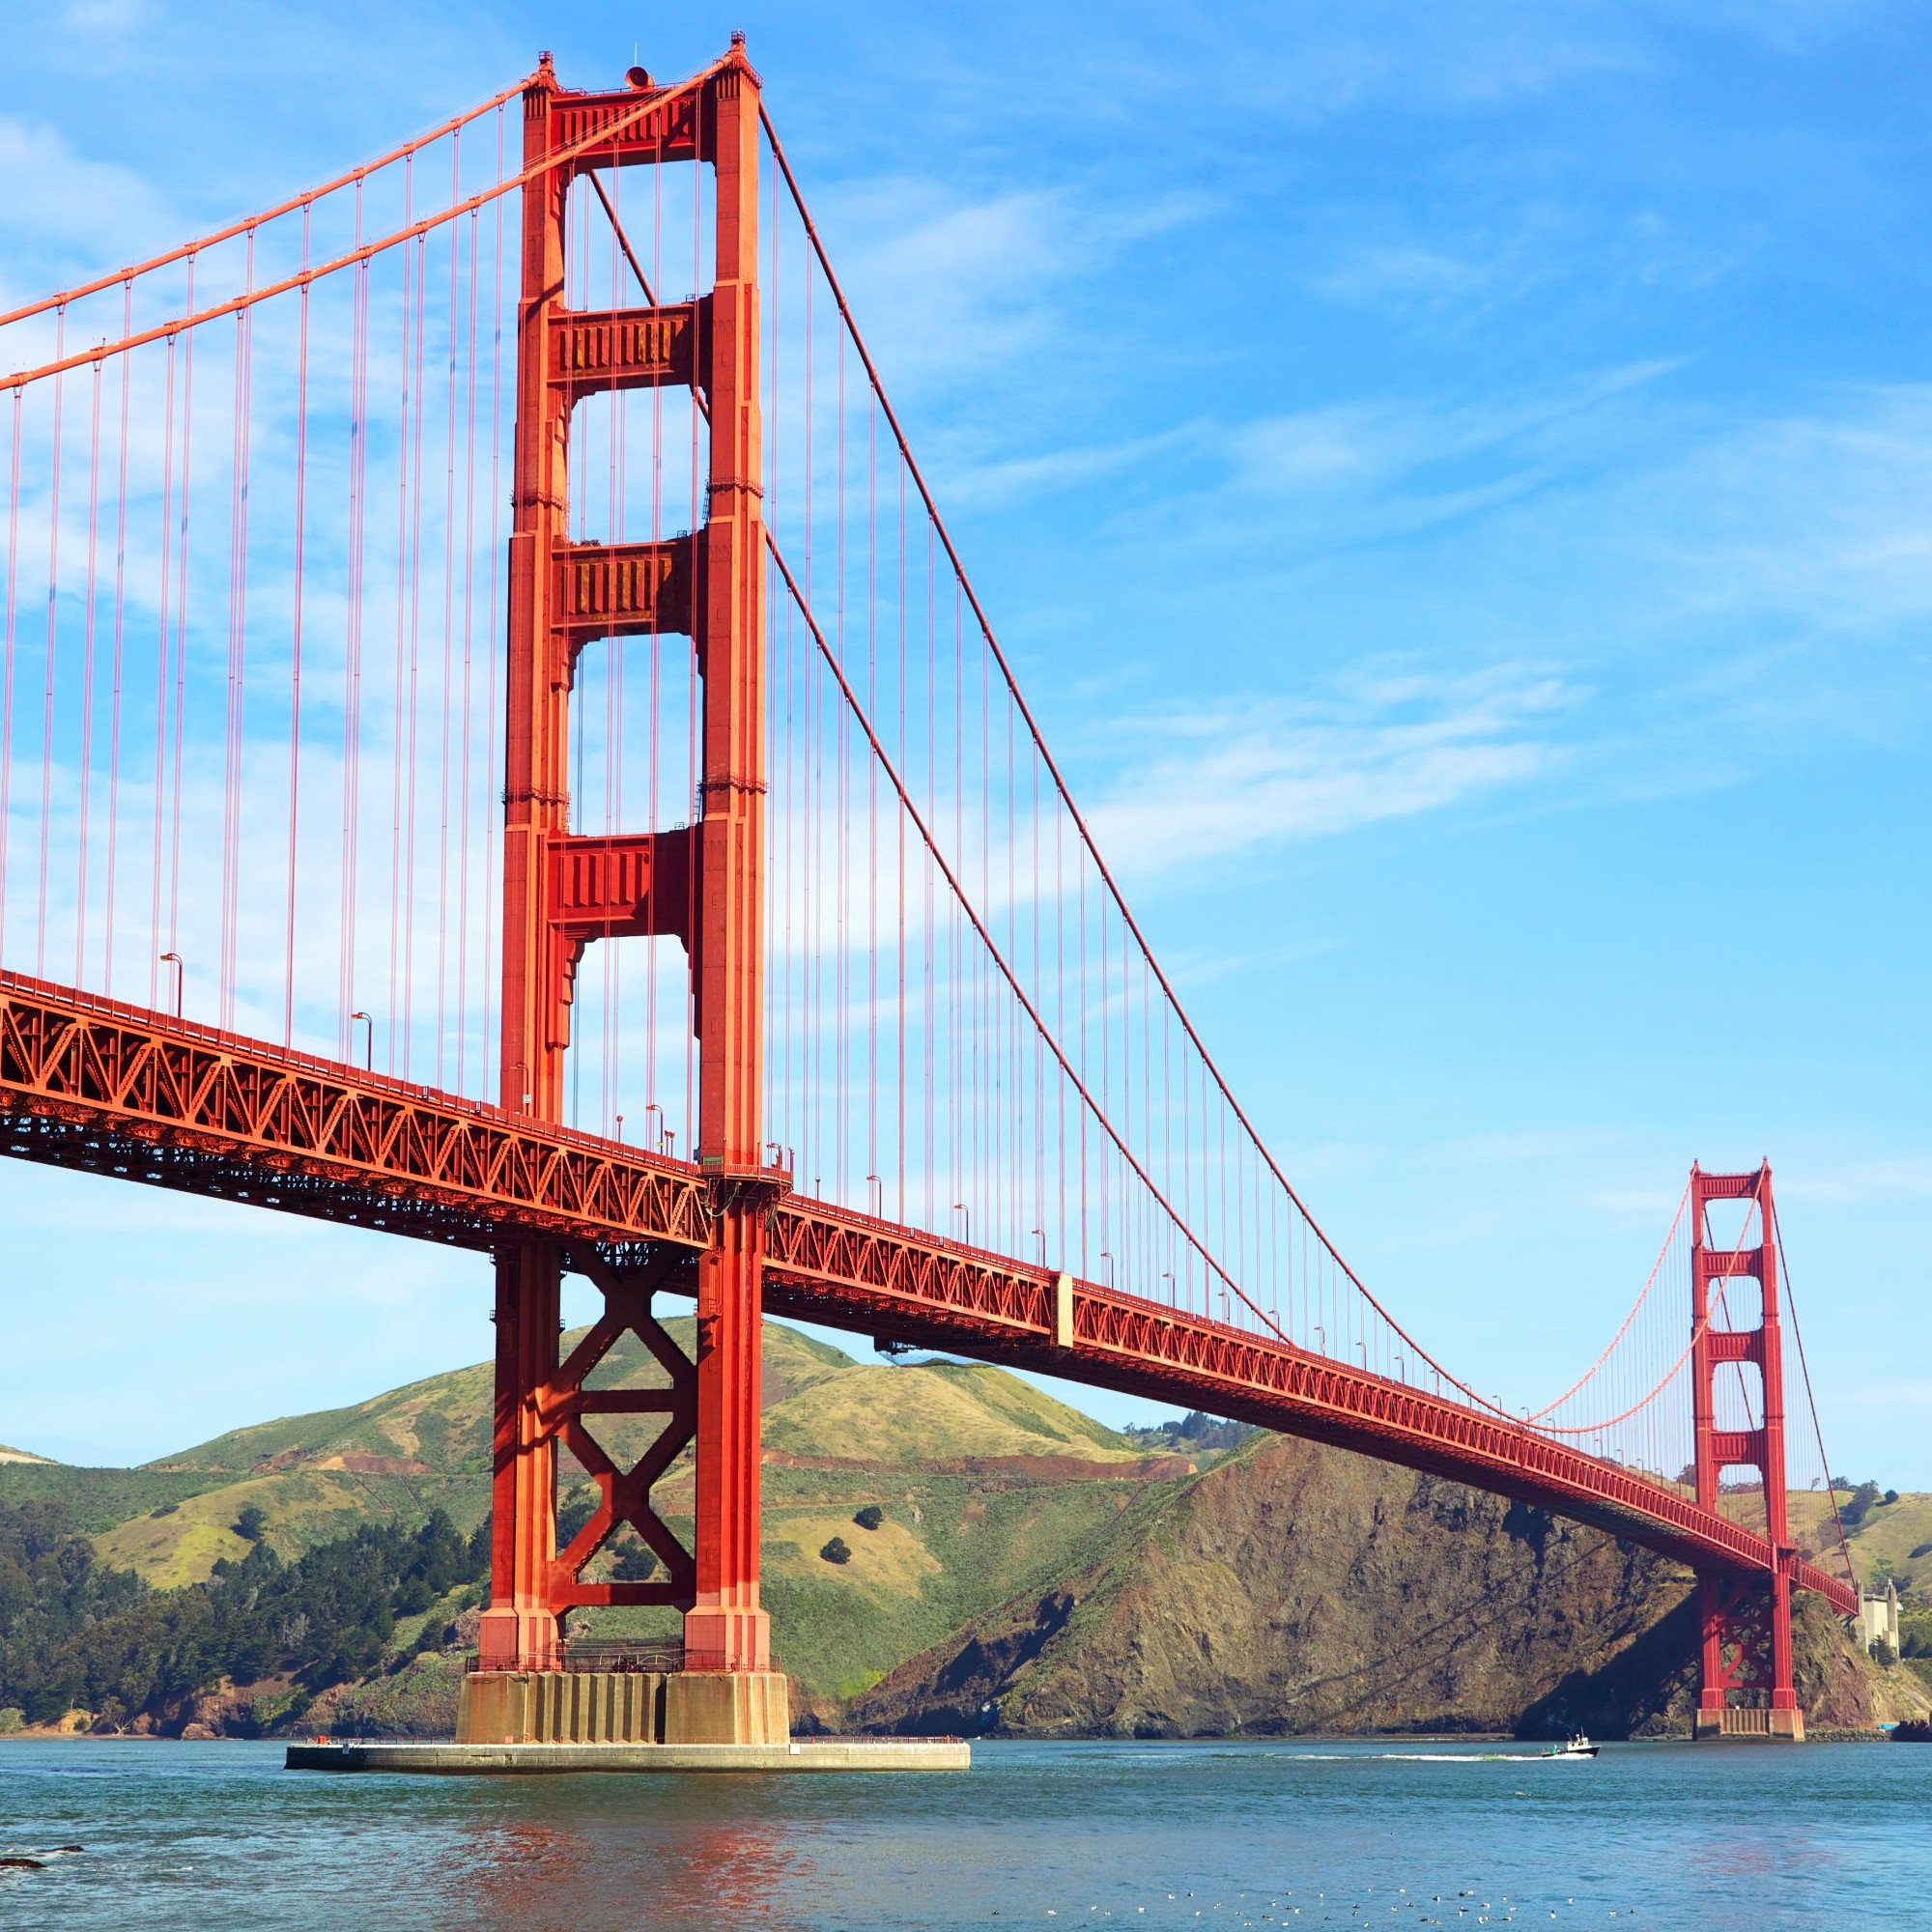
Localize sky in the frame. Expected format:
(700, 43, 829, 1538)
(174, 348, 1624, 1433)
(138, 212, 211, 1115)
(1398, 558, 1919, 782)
(0, 0, 1926, 1485)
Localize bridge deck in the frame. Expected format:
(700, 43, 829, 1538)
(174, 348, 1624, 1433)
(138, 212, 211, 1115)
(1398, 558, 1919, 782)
(0, 970, 1854, 1616)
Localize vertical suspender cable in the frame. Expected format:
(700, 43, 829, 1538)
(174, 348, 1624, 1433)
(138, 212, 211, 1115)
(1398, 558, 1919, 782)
(0, 386, 19, 963)
(104, 282, 132, 992)
(286, 209, 311, 1046)
(74, 355, 102, 987)
(340, 193, 369, 1058)
(36, 305, 65, 978)
(168, 268, 194, 982)
(147, 336, 175, 1009)
(388, 175, 413, 1071)
(481, 110, 505, 1097)
(436, 134, 462, 1088)
(455, 201, 479, 1093)
(403, 219, 429, 1074)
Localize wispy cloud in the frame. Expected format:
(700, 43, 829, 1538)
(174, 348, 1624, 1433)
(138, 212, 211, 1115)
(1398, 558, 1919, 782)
(1088, 665, 1576, 879)
(0, 116, 175, 289)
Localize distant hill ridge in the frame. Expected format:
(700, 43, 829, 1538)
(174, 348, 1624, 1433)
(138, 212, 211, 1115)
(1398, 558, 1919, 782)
(3, 1321, 1924, 1738)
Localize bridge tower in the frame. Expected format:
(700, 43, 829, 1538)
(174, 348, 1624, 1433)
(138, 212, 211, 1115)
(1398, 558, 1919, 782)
(1690, 1162, 1803, 1741)
(467, 39, 785, 1746)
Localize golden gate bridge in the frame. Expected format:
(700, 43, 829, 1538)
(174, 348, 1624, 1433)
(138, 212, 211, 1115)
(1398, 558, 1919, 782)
(0, 39, 1855, 1748)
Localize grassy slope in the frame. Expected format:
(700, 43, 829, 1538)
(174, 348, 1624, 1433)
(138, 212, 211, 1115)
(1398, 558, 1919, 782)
(0, 1464, 240, 1535)
(61, 1321, 1178, 1710)
(33, 1331, 1924, 1729)
(1839, 1493, 1932, 1593)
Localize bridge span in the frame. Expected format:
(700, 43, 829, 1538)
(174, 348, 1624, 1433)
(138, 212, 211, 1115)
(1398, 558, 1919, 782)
(0, 39, 1854, 1747)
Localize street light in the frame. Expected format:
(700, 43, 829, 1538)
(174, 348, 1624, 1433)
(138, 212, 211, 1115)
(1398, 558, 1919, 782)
(350, 1010, 373, 1069)
(1314, 1323, 1326, 1354)
(158, 952, 184, 1018)
(952, 1203, 971, 1244)
(1030, 1229, 1046, 1264)
(1098, 1250, 1113, 1288)
(867, 1174, 883, 1218)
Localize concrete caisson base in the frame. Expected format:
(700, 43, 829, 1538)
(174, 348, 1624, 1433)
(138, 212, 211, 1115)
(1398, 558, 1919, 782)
(287, 1738, 970, 1774)
(456, 1670, 668, 1745)
(663, 1669, 788, 1746)
(1694, 1706, 1805, 1742)
(455, 1669, 791, 1747)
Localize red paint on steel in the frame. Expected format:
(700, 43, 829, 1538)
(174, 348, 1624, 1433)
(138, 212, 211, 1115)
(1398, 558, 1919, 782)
(0, 969, 711, 1246)
(1690, 1164, 1807, 1716)
(0, 49, 1860, 1720)
(761, 1192, 1854, 1616)
(0, 967, 1854, 1621)
(480, 43, 776, 1674)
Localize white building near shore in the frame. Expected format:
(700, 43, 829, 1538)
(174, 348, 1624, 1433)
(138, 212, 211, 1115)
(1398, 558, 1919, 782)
(1857, 1579, 1900, 1654)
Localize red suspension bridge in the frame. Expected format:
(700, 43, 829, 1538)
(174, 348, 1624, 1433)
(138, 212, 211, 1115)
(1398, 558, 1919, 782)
(0, 42, 1856, 1746)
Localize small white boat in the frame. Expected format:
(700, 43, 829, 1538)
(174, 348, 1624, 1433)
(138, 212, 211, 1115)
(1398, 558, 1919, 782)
(1540, 1732, 1600, 1759)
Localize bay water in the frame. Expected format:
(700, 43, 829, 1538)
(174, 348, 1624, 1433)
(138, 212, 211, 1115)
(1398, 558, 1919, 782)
(1, 1737, 1924, 1928)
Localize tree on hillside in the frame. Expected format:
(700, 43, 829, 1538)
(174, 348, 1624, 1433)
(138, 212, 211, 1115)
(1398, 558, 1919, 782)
(1843, 1482, 1884, 1530)
(0, 1507, 488, 1729)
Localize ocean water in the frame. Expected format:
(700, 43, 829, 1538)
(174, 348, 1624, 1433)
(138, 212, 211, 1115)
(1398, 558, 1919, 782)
(0, 1736, 1925, 1929)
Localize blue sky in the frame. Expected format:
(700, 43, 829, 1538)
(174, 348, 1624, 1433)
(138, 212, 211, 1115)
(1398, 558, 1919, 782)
(0, 0, 1926, 1486)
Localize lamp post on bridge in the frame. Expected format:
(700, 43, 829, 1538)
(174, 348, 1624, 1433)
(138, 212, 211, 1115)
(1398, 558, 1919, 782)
(350, 1011, 373, 1070)
(158, 951, 184, 1019)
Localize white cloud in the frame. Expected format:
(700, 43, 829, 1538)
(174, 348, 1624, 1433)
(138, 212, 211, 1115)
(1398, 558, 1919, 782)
(0, 116, 176, 291)
(1088, 666, 1575, 878)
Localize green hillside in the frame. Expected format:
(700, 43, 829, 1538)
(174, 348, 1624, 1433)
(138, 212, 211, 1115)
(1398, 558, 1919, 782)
(5, 1321, 1921, 1741)
(1839, 1492, 1932, 1593)
(0, 1320, 1228, 1726)
(73, 1317, 1188, 1715)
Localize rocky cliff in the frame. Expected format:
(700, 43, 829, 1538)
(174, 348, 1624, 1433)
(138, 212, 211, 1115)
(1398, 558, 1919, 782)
(843, 1434, 1924, 1739)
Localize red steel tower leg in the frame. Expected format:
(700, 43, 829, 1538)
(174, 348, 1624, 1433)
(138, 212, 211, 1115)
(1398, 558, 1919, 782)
(681, 43, 773, 1690)
(1690, 1162, 1803, 1741)
(473, 41, 783, 1742)
(481, 1246, 563, 1670)
(475, 57, 573, 1678)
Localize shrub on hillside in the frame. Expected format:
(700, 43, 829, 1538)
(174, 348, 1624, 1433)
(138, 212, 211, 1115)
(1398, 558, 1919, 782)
(853, 1506, 884, 1532)
(820, 1536, 852, 1565)
(1843, 1482, 1884, 1530)
(232, 1506, 268, 1543)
